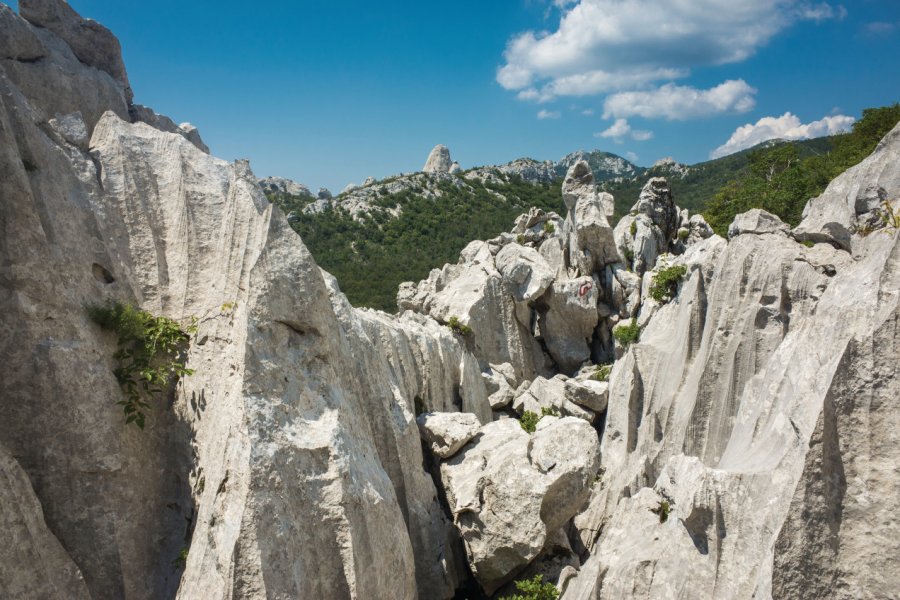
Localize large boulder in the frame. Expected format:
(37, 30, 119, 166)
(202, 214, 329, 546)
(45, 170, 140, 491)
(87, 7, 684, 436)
(539, 276, 600, 373)
(496, 243, 555, 302)
(512, 376, 597, 422)
(728, 208, 790, 239)
(417, 412, 482, 459)
(572, 191, 619, 274)
(439, 417, 601, 594)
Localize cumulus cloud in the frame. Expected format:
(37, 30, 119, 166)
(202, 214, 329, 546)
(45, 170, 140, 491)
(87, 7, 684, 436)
(625, 151, 639, 163)
(864, 21, 898, 36)
(498, 0, 844, 102)
(603, 80, 757, 120)
(711, 112, 855, 158)
(596, 118, 653, 142)
(537, 109, 561, 120)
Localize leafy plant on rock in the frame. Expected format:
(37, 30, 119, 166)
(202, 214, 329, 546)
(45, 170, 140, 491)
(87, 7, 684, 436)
(629, 220, 638, 237)
(543, 221, 556, 234)
(650, 499, 671, 523)
(613, 319, 641, 348)
(878, 200, 900, 230)
(649, 265, 688, 303)
(519, 410, 540, 433)
(446, 315, 473, 337)
(541, 406, 560, 418)
(87, 301, 195, 429)
(499, 574, 559, 600)
(591, 364, 612, 382)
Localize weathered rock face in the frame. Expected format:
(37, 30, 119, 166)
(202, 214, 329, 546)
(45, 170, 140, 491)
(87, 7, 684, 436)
(440, 417, 601, 594)
(416, 412, 482, 459)
(0, 5, 487, 599)
(563, 176, 899, 598)
(423, 144, 453, 173)
(728, 208, 790, 238)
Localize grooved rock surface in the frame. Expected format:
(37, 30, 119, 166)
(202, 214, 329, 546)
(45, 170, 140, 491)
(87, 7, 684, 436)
(0, 444, 91, 600)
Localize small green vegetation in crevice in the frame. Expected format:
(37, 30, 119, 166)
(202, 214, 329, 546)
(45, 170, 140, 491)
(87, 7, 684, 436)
(519, 410, 540, 433)
(801, 240, 815, 248)
(629, 220, 638, 237)
(678, 228, 690, 241)
(517, 234, 527, 245)
(613, 319, 641, 348)
(446, 315, 473, 337)
(649, 264, 688, 303)
(541, 406, 560, 418)
(878, 200, 900, 230)
(499, 574, 559, 600)
(650, 499, 671, 524)
(543, 220, 556, 234)
(87, 301, 195, 429)
(591, 364, 612, 382)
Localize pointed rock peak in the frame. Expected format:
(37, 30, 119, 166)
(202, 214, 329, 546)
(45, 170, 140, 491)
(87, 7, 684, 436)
(423, 144, 453, 173)
(565, 160, 594, 186)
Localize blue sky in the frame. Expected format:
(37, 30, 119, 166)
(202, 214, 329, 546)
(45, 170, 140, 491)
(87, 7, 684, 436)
(5, 0, 899, 191)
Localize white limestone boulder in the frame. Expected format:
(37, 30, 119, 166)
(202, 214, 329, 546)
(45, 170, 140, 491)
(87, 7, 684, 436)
(417, 412, 482, 459)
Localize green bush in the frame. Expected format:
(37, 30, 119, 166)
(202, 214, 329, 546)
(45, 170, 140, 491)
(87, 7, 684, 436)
(623, 247, 635, 264)
(613, 319, 641, 347)
(541, 406, 560, 418)
(500, 574, 559, 600)
(446, 315, 473, 337)
(650, 499, 671, 524)
(801, 240, 815, 248)
(677, 228, 690, 241)
(591, 364, 612, 382)
(543, 221, 555, 234)
(878, 201, 900, 230)
(649, 265, 688, 303)
(519, 410, 540, 433)
(517, 234, 527, 245)
(87, 302, 195, 429)
(629, 220, 637, 237)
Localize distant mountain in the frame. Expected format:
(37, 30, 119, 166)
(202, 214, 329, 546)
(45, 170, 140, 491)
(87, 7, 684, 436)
(264, 136, 840, 311)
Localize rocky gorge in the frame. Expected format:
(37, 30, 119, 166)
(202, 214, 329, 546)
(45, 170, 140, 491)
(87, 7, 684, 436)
(1, 2, 899, 599)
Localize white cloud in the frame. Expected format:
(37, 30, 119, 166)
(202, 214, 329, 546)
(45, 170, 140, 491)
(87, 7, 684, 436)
(581, 108, 595, 116)
(595, 118, 653, 142)
(625, 151, 639, 162)
(498, 0, 844, 102)
(711, 112, 855, 158)
(537, 109, 561, 120)
(864, 21, 898, 35)
(603, 80, 757, 120)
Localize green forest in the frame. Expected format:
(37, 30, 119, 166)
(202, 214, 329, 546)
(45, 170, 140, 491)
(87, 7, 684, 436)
(271, 104, 899, 313)
(275, 176, 564, 312)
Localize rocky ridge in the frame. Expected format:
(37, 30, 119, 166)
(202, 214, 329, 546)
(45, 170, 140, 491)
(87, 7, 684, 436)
(1, 3, 899, 600)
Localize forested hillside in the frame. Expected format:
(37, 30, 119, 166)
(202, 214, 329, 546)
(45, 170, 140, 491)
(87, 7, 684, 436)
(272, 175, 563, 311)
(703, 104, 900, 234)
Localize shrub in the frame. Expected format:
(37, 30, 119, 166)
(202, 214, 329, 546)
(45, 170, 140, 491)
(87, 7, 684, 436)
(517, 234, 527, 245)
(650, 499, 671, 523)
(499, 574, 559, 600)
(629, 220, 637, 237)
(801, 240, 815, 248)
(622, 247, 635, 264)
(447, 315, 473, 337)
(613, 319, 641, 347)
(543, 221, 556, 234)
(678, 228, 690, 241)
(649, 265, 688, 303)
(519, 410, 539, 433)
(541, 406, 560, 418)
(591, 364, 612, 382)
(87, 302, 195, 429)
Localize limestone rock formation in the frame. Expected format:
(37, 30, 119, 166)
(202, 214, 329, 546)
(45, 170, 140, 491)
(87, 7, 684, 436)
(259, 175, 312, 197)
(1, 2, 899, 599)
(423, 144, 453, 173)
